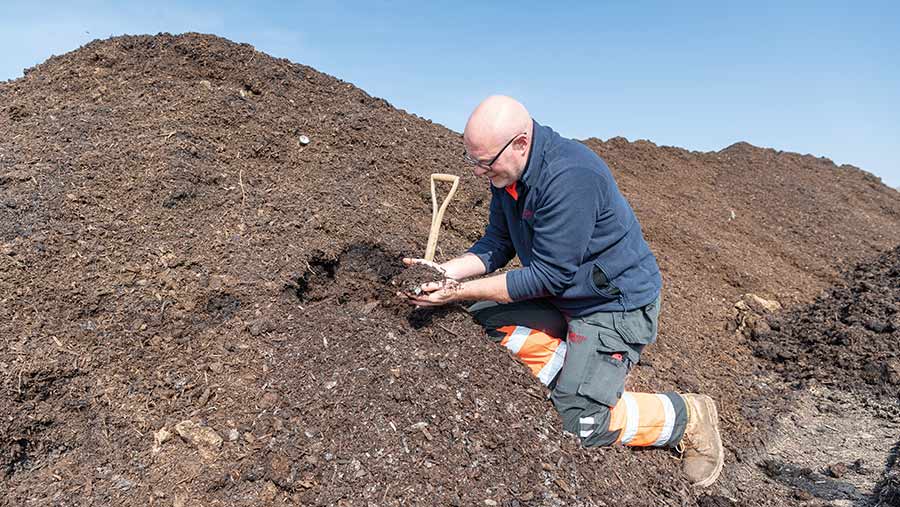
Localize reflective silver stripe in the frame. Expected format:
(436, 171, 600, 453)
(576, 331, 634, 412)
(652, 394, 676, 447)
(503, 326, 531, 354)
(620, 393, 639, 444)
(579, 415, 595, 438)
(537, 340, 567, 386)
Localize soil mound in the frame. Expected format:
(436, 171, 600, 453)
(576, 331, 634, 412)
(2, 33, 900, 506)
(876, 443, 900, 506)
(751, 246, 900, 408)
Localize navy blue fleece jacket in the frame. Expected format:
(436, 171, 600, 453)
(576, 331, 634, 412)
(467, 121, 662, 316)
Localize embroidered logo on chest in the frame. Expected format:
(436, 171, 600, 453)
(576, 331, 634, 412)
(522, 209, 534, 220)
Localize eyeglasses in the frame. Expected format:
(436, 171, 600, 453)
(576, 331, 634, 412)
(463, 132, 525, 169)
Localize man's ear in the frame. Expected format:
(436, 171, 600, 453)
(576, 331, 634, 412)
(514, 134, 529, 154)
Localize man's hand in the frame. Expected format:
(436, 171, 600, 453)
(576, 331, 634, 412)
(401, 257, 446, 274)
(399, 257, 457, 307)
(401, 277, 461, 307)
(403, 253, 488, 282)
(397, 254, 509, 306)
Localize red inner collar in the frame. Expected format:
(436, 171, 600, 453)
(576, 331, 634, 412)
(505, 183, 518, 200)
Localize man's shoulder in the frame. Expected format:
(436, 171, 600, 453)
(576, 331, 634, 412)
(540, 138, 610, 183)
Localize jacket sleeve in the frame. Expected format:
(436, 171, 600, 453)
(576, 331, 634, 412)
(506, 167, 601, 300)
(467, 189, 516, 273)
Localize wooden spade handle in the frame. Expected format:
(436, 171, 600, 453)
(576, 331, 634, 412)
(424, 173, 460, 262)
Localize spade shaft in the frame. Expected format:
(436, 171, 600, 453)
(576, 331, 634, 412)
(424, 173, 460, 262)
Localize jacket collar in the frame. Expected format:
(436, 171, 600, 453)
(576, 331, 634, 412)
(518, 120, 547, 190)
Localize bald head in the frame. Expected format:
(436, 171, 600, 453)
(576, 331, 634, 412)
(462, 96, 534, 187)
(464, 95, 532, 152)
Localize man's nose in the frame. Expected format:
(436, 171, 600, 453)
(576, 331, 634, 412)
(472, 165, 488, 177)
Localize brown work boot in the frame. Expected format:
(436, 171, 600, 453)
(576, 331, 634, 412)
(678, 394, 724, 487)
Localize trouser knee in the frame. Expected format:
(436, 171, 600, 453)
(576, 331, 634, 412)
(553, 393, 620, 448)
(467, 300, 568, 339)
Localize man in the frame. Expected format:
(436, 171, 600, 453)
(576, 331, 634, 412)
(402, 96, 723, 487)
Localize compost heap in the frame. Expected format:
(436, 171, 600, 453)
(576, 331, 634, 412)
(752, 245, 900, 407)
(2, 33, 899, 507)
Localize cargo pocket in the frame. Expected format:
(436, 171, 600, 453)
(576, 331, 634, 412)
(613, 296, 660, 345)
(577, 352, 627, 408)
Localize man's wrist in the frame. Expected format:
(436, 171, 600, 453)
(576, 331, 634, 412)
(439, 253, 480, 280)
(438, 262, 458, 280)
(446, 280, 468, 302)
(453, 274, 512, 304)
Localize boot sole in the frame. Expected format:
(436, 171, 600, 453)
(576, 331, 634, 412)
(693, 395, 724, 488)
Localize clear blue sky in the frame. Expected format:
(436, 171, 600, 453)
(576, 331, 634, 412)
(3, 1, 899, 188)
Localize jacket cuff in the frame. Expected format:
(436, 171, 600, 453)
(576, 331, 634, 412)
(466, 249, 495, 273)
(506, 268, 547, 301)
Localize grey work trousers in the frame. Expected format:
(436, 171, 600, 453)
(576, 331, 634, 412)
(469, 295, 687, 447)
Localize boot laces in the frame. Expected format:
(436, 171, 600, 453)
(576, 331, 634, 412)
(682, 430, 712, 455)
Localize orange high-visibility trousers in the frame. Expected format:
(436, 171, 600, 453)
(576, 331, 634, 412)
(496, 325, 566, 386)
